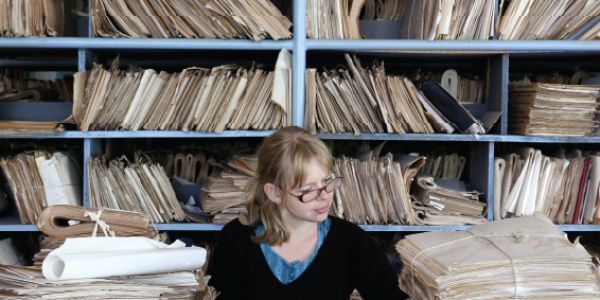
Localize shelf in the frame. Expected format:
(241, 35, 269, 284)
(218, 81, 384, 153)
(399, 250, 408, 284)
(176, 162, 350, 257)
(317, 133, 600, 143)
(0, 216, 37, 231)
(306, 40, 600, 52)
(1, 130, 277, 139)
(0, 38, 293, 51)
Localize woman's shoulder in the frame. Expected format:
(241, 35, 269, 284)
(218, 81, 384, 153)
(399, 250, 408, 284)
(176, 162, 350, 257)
(220, 218, 253, 243)
(328, 216, 371, 240)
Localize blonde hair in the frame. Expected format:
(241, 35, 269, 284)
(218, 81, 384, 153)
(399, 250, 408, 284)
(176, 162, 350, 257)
(242, 126, 332, 246)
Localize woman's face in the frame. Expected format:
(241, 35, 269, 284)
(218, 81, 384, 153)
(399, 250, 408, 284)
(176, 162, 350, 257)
(281, 157, 333, 225)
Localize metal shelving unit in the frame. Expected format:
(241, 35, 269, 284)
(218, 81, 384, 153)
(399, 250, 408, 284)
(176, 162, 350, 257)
(2, 0, 600, 233)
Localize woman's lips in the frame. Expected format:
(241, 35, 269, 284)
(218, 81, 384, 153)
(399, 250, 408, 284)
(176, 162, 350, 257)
(315, 205, 329, 214)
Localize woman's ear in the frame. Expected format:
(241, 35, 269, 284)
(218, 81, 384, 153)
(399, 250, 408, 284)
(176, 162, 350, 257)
(264, 183, 282, 205)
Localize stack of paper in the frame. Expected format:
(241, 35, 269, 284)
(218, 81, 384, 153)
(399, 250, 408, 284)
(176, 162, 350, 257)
(305, 54, 499, 136)
(0, 237, 214, 300)
(396, 213, 600, 300)
(412, 173, 487, 225)
(307, 0, 495, 40)
(0, 151, 82, 224)
(494, 148, 600, 225)
(497, 0, 600, 40)
(87, 154, 187, 224)
(74, 49, 292, 133)
(508, 82, 600, 136)
(201, 167, 250, 225)
(422, 152, 466, 179)
(0, 0, 69, 37)
(92, 0, 292, 40)
(0, 121, 66, 135)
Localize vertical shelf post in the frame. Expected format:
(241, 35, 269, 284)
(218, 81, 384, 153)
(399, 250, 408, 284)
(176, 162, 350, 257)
(489, 54, 509, 134)
(471, 141, 495, 222)
(292, 0, 307, 128)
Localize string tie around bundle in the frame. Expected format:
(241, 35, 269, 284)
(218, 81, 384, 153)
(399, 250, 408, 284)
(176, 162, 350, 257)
(83, 208, 116, 238)
(408, 232, 566, 299)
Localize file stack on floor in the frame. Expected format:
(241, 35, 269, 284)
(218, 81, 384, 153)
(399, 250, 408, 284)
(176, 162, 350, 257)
(201, 155, 255, 224)
(0, 205, 217, 300)
(508, 81, 600, 136)
(396, 213, 600, 300)
(494, 148, 600, 225)
(0, 150, 82, 224)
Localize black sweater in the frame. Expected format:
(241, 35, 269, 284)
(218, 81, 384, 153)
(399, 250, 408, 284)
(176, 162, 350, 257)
(208, 216, 408, 300)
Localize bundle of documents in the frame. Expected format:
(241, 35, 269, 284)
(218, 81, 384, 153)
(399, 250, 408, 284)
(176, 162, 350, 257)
(497, 0, 600, 40)
(92, 0, 292, 40)
(305, 54, 498, 135)
(201, 165, 250, 224)
(396, 213, 600, 300)
(88, 155, 188, 223)
(74, 49, 291, 132)
(0, 0, 70, 37)
(422, 152, 466, 179)
(494, 148, 600, 225)
(508, 82, 600, 136)
(0, 121, 67, 135)
(0, 151, 82, 224)
(412, 173, 487, 225)
(307, 0, 495, 40)
(0, 237, 213, 299)
(403, 0, 495, 40)
(173, 151, 213, 185)
(330, 151, 417, 225)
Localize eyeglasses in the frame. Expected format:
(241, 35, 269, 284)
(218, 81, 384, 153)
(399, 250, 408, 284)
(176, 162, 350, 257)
(287, 174, 343, 203)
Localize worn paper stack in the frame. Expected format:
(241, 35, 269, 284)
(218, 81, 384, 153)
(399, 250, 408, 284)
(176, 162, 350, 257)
(92, 0, 292, 40)
(0, 151, 82, 224)
(421, 152, 466, 180)
(494, 148, 600, 225)
(305, 54, 499, 136)
(412, 173, 487, 225)
(508, 82, 600, 136)
(88, 154, 187, 224)
(74, 49, 291, 133)
(497, 0, 600, 40)
(396, 213, 600, 300)
(0, 0, 70, 37)
(201, 157, 254, 224)
(0, 237, 215, 299)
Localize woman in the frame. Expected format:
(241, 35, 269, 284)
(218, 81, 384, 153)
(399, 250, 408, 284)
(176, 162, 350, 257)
(209, 126, 406, 300)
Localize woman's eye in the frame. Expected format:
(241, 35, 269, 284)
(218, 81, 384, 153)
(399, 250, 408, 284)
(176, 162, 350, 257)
(300, 189, 310, 194)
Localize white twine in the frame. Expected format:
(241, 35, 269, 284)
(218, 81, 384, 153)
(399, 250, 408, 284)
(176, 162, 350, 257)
(408, 232, 566, 299)
(83, 208, 116, 238)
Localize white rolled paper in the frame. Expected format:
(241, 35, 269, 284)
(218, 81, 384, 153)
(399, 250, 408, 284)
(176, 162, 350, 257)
(42, 237, 206, 281)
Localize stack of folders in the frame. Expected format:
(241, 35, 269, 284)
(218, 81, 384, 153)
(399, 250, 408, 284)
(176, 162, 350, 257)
(305, 54, 499, 136)
(422, 152, 466, 179)
(74, 49, 292, 133)
(0, 0, 70, 37)
(307, 0, 495, 40)
(412, 173, 487, 225)
(87, 154, 188, 224)
(497, 0, 600, 40)
(494, 148, 600, 225)
(200, 155, 255, 224)
(33, 205, 156, 267)
(0, 151, 82, 225)
(172, 151, 214, 185)
(0, 72, 73, 102)
(360, 0, 405, 21)
(92, 0, 292, 40)
(508, 82, 600, 136)
(396, 213, 600, 300)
